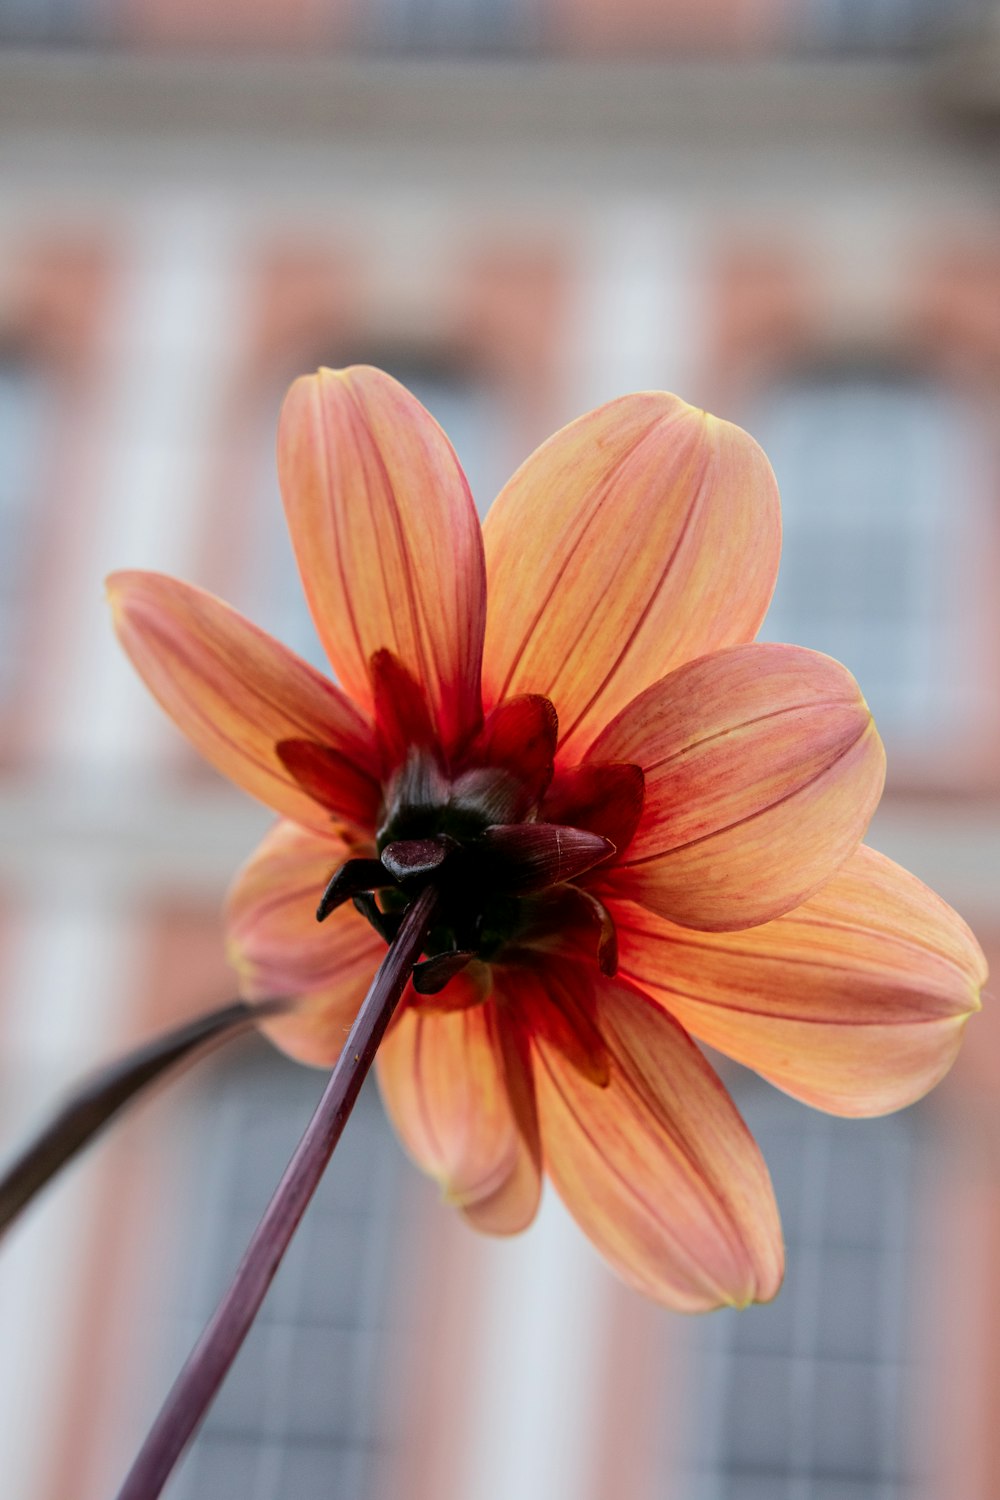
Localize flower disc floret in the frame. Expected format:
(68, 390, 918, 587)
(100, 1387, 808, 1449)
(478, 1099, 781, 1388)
(311, 679, 628, 988)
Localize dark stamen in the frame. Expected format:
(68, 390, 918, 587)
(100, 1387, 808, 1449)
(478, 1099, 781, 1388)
(317, 858, 390, 921)
(479, 823, 614, 894)
(412, 950, 476, 995)
(351, 893, 400, 943)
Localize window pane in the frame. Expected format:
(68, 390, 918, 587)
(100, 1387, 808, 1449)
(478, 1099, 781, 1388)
(361, 0, 540, 55)
(752, 372, 967, 753)
(165, 1046, 409, 1500)
(0, 0, 114, 45)
(0, 357, 48, 705)
(795, 0, 976, 55)
(673, 1082, 922, 1500)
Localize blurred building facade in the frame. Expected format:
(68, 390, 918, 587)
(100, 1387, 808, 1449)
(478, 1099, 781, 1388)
(1, 3, 1000, 1498)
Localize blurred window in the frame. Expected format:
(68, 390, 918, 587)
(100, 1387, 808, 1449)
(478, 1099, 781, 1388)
(361, 0, 540, 54)
(674, 1081, 922, 1499)
(797, 0, 980, 53)
(752, 370, 969, 753)
(0, 0, 113, 45)
(168, 1049, 408, 1500)
(0, 355, 48, 705)
(247, 358, 505, 671)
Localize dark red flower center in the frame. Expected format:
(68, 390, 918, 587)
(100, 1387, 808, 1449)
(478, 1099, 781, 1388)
(279, 653, 645, 1000)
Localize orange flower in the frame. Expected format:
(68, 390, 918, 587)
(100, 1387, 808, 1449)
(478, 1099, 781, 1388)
(108, 367, 985, 1312)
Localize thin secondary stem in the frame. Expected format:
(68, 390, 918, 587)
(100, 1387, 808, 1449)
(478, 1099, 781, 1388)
(115, 884, 438, 1500)
(0, 998, 289, 1241)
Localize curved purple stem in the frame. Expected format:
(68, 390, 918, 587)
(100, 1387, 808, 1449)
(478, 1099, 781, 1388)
(0, 997, 289, 1241)
(115, 884, 437, 1500)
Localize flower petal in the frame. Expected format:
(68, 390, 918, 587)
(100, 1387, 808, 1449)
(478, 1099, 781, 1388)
(526, 974, 783, 1311)
(592, 643, 885, 930)
(500, 958, 610, 1085)
(371, 649, 438, 778)
(278, 366, 487, 752)
(108, 571, 379, 834)
(225, 820, 384, 1066)
(460, 1020, 541, 1235)
(482, 393, 781, 762)
(377, 997, 541, 1235)
(613, 845, 985, 1117)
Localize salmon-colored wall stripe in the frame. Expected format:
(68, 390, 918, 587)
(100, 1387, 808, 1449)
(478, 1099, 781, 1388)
(194, 239, 366, 612)
(907, 239, 1000, 379)
(914, 929, 1000, 1500)
(905, 239, 1000, 788)
(920, 1132, 1000, 1498)
(41, 900, 234, 1500)
(198, 229, 569, 618)
(0, 235, 114, 770)
(550, 0, 790, 54)
(588, 1281, 669, 1500)
(451, 236, 570, 457)
(702, 237, 822, 416)
(381, 1199, 491, 1500)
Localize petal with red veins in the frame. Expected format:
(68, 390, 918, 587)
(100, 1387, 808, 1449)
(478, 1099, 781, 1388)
(460, 1018, 541, 1235)
(278, 366, 487, 752)
(500, 958, 611, 1085)
(482, 393, 781, 762)
(593, 643, 885, 931)
(613, 845, 985, 1117)
(275, 739, 379, 824)
(225, 820, 384, 1066)
(527, 974, 783, 1311)
(371, 649, 437, 779)
(108, 571, 379, 834)
(377, 997, 541, 1235)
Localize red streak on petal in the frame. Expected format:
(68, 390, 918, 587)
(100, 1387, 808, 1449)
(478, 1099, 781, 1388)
(371, 648, 438, 778)
(275, 738, 381, 823)
(460, 694, 558, 803)
(504, 960, 611, 1086)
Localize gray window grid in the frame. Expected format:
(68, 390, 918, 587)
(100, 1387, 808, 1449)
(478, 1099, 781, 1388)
(360, 0, 541, 55)
(0, 0, 115, 45)
(0, 357, 48, 705)
(797, 0, 982, 53)
(672, 1079, 922, 1500)
(754, 372, 966, 749)
(163, 1043, 407, 1500)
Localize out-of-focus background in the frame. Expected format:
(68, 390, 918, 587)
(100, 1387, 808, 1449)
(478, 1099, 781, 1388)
(1, 3, 999, 1498)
